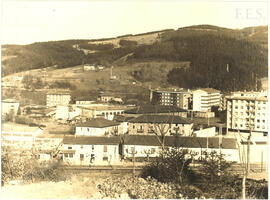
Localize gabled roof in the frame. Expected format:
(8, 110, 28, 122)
(63, 136, 121, 145)
(125, 105, 186, 114)
(122, 135, 237, 149)
(2, 99, 19, 103)
(129, 115, 192, 124)
(76, 118, 120, 128)
(2, 122, 41, 133)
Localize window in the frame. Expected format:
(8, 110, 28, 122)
(68, 146, 72, 150)
(257, 119, 260, 123)
(80, 145, 84, 149)
(80, 154, 84, 161)
(235, 106, 238, 109)
(69, 153, 73, 158)
(104, 145, 107, 153)
(92, 145, 94, 151)
(133, 125, 135, 129)
(64, 153, 69, 158)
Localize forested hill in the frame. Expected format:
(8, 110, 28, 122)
(2, 25, 267, 92)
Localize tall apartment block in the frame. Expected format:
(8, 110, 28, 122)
(192, 88, 221, 112)
(150, 89, 192, 110)
(226, 93, 268, 133)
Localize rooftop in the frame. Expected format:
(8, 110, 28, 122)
(226, 96, 268, 101)
(2, 99, 19, 103)
(113, 115, 135, 122)
(63, 136, 121, 145)
(122, 135, 237, 149)
(2, 122, 42, 133)
(76, 118, 120, 128)
(125, 105, 187, 114)
(194, 88, 220, 93)
(129, 114, 192, 124)
(47, 90, 70, 95)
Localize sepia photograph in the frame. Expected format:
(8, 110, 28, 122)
(1, 0, 268, 199)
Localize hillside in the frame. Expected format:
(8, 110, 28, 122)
(1, 25, 268, 92)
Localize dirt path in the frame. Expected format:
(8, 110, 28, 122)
(1, 176, 102, 199)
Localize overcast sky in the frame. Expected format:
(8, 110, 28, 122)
(1, 0, 268, 45)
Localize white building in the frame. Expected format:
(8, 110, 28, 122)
(83, 64, 96, 71)
(226, 95, 268, 133)
(2, 122, 43, 150)
(75, 118, 120, 136)
(46, 91, 71, 107)
(122, 135, 239, 162)
(192, 88, 221, 112)
(2, 99, 20, 115)
(62, 136, 120, 166)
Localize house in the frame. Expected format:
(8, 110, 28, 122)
(2, 122, 43, 150)
(83, 64, 96, 71)
(75, 118, 120, 136)
(2, 99, 20, 115)
(34, 134, 64, 161)
(114, 115, 135, 135)
(150, 88, 192, 110)
(62, 136, 121, 166)
(46, 91, 71, 107)
(226, 95, 268, 133)
(55, 105, 81, 120)
(124, 105, 188, 118)
(121, 135, 239, 162)
(128, 115, 193, 136)
(98, 94, 123, 103)
(192, 88, 221, 112)
(75, 100, 95, 105)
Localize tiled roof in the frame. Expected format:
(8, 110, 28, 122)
(129, 115, 192, 124)
(76, 118, 120, 128)
(63, 136, 121, 145)
(113, 115, 134, 122)
(122, 135, 237, 149)
(125, 105, 187, 114)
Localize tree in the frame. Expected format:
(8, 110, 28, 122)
(22, 74, 34, 89)
(141, 146, 196, 185)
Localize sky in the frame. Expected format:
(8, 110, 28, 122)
(1, 0, 268, 45)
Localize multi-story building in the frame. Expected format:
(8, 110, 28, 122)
(46, 91, 71, 107)
(226, 95, 268, 133)
(150, 89, 192, 110)
(128, 114, 193, 136)
(192, 88, 221, 112)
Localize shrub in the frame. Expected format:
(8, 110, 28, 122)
(141, 147, 197, 184)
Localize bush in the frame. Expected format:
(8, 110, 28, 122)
(141, 147, 197, 184)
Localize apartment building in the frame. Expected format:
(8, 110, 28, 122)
(192, 88, 221, 112)
(226, 95, 268, 133)
(46, 91, 71, 107)
(150, 89, 192, 110)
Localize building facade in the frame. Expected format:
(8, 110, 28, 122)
(2, 99, 20, 115)
(192, 88, 221, 112)
(75, 118, 120, 136)
(46, 92, 71, 107)
(128, 115, 193, 136)
(226, 96, 268, 133)
(150, 89, 192, 110)
(62, 136, 120, 166)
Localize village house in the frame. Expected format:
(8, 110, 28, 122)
(98, 94, 123, 104)
(46, 91, 71, 107)
(2, 122, 43, 150)
(61, 136, 121, 166)
(75, 118, 121, 136)
(83, 64, 96, 71)
(128, 115, 193, 136)
(1, 99, 20, 116)
(121, 135, 239, 162)
(124, 105, 188, 118)
(114, 115, 135, 135)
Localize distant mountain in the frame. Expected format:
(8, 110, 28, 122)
(1, 25, 267, 92)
